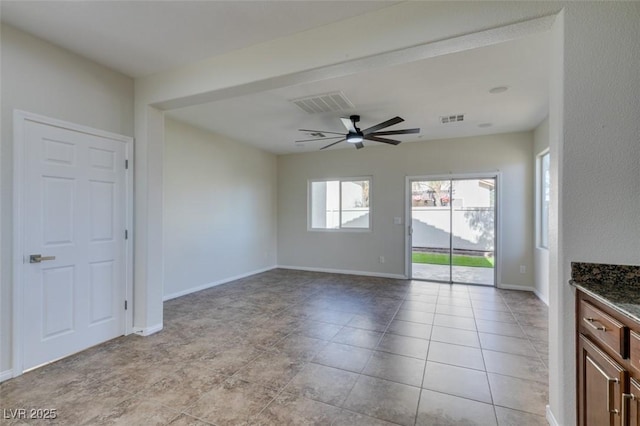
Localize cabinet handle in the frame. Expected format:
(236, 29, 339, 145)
(623, 393, 636, 426)
(584, 317, 607, 332)
(608, 377, 621, 415)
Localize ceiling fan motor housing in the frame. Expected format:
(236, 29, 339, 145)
(346, 115, 363, 143)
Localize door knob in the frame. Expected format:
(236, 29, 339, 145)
(29, 254, 56, 263)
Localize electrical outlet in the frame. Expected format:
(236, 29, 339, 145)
(379, 256, 385, 264)
(519, 265, 526, 274)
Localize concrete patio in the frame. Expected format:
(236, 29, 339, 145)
(412, 263, 494, 286)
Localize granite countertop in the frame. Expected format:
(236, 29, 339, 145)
(570, 262, 640, 323)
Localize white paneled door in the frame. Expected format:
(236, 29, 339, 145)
(22, 119, 127, 370)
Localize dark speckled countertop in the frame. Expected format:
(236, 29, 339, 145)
(570, 262, 640, 323)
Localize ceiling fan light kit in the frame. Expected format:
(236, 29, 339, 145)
(296, 114, 420, 151)
(346, 134, 364, 143)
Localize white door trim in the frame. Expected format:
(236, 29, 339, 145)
(12, 110, 134, 377)
(404, 172, 502, 286)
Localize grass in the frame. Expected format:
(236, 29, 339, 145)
(412, 252, 494, 268)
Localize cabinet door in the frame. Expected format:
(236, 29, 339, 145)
(579, 335, 627, 426)
(624, 378, 640, 426)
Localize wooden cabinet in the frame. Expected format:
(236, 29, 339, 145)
(578, 334, 627, 426)
(625, 378, 640, 426)
(576, 290, 640, 426)
(629, 331, 640, 374)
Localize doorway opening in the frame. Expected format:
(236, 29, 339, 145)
(407, 175, 497, 286)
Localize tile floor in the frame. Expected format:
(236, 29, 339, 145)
(1, 269, 549, 425)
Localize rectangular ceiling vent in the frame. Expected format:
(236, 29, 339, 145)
(290, 91, 354, 114)
(440, 114, 465, 124)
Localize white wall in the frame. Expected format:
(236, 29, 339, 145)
(277, 132, 534, 288)
(0, 25, 134, 375)
(562, 4, 639, 266)
(553, 4, 640, 424)
(163, 119, 277, 299)
(533, 117, 550, 305)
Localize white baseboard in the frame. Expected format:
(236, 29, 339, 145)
(277, 265, 406, 280)
(546, 405, 559, 426)
(163, 265, 277, 301)
(499, 283, 550, 305)
(0, 369, 13, 383)
(534, 288, 550, 306)
(134, 323, 163, 336)
(498, 283, 535, 292)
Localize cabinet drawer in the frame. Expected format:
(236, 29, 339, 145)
(629, 331, 640, 373)
(580, 300, 627, 358)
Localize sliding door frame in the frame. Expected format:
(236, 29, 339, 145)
(405, 172, 501, 287)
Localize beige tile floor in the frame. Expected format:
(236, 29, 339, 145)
(0, 269, 549, 425)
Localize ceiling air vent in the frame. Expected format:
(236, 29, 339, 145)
(290, 91, 354, 114)
(440, 114, 465, 124)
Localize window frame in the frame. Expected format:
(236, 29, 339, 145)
(537, 150, 550, 249)
(307, 176, 372, 232)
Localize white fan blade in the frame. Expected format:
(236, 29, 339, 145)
(340, 117, 356, 133)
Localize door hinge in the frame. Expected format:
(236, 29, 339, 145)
(125, 229, 128, 240)
(125, 159, 129, 169)
(124, 300, 128, 310)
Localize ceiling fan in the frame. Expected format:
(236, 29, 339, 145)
(296, 115, 420, 150)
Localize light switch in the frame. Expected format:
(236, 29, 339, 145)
(393, 217, 402, 225)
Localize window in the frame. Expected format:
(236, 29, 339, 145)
(538, 151, 550, 248)
(309, 178, 371, 230)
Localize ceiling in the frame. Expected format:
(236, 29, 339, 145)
(1, 1, 550, 155)
(168, 30, 551, 154)
(0, 1, 399, 77)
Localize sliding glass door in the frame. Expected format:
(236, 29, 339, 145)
(409, 176, 496, 286)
